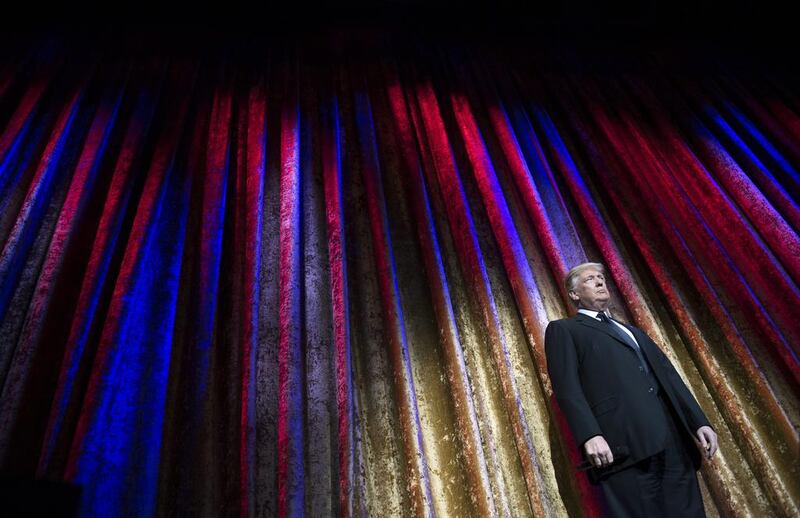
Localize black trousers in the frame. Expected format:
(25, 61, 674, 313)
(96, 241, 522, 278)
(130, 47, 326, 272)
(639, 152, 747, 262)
(599, 394, 706, 518)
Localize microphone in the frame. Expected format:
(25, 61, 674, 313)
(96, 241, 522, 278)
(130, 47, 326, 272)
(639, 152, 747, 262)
(576, 445, 630, 471)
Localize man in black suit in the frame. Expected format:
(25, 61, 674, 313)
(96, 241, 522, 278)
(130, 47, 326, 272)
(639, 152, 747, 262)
(545, 262, 718, 517)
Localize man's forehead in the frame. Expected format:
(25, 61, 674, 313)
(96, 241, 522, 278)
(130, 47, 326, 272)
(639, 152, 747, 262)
(579, 268, 604, 278)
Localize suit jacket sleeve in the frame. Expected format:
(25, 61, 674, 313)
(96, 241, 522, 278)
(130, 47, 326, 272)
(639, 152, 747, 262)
(545, 320, 603, 447)
(644, 336, 712, 432)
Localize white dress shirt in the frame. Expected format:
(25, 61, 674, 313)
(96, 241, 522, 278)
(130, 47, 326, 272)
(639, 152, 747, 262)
(578, 308, 641, 349)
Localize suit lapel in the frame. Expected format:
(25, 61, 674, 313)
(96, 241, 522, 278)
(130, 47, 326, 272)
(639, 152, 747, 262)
(574, 313, 637, 352)
(617, 322, 665, 367)
(626, 325, 658, 359)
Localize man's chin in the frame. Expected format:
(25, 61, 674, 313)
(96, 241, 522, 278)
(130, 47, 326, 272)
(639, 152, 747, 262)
(593, 299, 611, 310)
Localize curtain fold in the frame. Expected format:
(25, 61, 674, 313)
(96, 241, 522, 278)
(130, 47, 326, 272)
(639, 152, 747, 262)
(0, 36, 797, 517)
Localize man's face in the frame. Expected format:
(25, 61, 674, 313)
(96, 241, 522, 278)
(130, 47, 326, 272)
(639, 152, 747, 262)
(569, 267, 610, 311)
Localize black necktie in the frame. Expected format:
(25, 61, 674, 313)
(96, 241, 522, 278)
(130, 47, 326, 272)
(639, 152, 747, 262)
(597, 312, 649, 373)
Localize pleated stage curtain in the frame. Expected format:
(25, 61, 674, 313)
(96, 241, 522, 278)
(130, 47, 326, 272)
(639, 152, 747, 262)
(0, 35, 797, 517)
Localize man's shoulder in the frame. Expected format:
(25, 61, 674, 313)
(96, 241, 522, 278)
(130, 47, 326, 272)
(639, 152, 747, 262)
(544, 316, 585, 351)
(547, 315, 581, 327)
(545, 316, 582, 335)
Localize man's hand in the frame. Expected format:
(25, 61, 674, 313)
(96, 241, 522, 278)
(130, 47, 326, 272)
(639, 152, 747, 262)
(696, 426, 718, 459)
(584, 435, 613, 468)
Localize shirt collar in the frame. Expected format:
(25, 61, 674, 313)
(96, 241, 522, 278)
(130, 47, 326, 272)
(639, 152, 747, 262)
(578, 308, 611, 320)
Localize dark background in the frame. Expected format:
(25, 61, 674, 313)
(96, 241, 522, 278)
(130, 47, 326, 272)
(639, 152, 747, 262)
(2, 0, 795, 78)
(3, 0, 794, 41)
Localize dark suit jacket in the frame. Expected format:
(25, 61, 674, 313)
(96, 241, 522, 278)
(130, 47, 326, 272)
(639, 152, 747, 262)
(545, 313, 711, 475)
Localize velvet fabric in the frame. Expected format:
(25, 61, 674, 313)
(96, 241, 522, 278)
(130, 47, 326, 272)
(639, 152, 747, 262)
(0, 34, 797, 516)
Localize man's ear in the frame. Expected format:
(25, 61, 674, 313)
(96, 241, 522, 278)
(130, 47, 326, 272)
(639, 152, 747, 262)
(568, 291, 578, 301)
